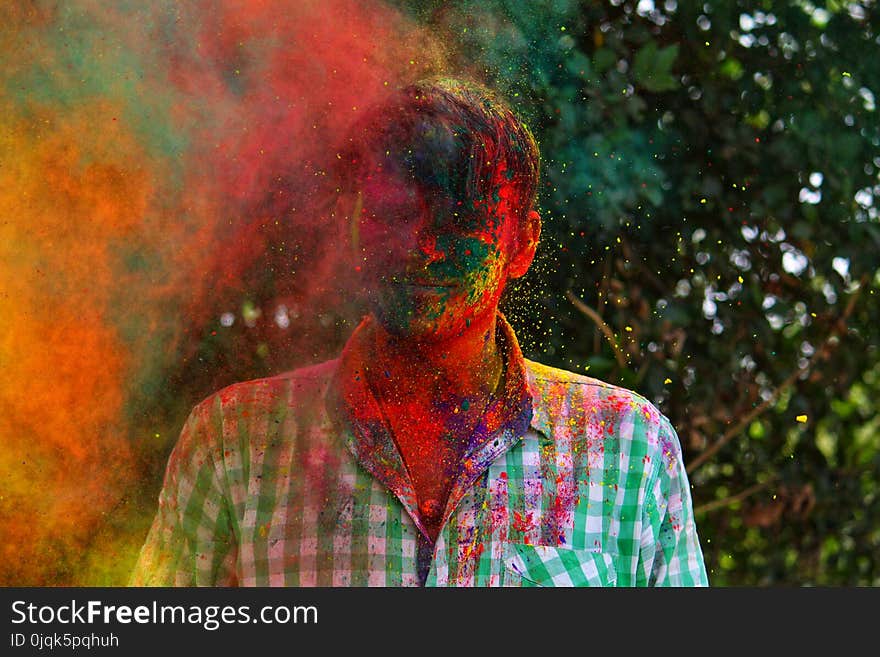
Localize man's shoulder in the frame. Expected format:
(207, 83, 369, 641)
(524, 358, 657, 406)
(525, 358, 619, 390)
(523, 358, 671, 441)
(196, 358, 340, 413)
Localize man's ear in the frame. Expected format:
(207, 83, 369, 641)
(507, 209, 541, 279)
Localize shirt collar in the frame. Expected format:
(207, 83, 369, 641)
(327, 312, 533, 537)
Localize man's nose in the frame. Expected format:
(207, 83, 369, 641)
(391, 204, 446, 266)
(415, 227, 445, 265)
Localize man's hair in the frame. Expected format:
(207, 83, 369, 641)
(337, 78, 540, 223)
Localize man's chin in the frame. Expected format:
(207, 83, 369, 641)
(370, 306, 461, 344)
(373, 313, 442, 341)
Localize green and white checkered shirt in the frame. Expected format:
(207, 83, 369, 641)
(131, 316, 707, 587)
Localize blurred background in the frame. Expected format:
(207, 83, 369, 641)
(1, 0, 877, 586)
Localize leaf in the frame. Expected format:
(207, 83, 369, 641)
(592, 47, 616, 73)
(565, 50, 593, 79)
(633, 41, 679, 92)
(720, 57, 745, 80)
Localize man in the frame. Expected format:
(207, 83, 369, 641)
(131, 78, 708, 586)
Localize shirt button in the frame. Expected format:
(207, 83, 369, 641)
(419, 498, 443, 521)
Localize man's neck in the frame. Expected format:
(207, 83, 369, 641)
(366, 311, 503, 405)
(362, 310, 504, 540)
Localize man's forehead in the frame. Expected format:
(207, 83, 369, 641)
(357, 169, 423, 206)
(354, 120, 471, 189)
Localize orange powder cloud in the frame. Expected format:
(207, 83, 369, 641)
(0, 100, 149, 583)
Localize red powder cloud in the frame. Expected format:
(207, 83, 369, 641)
(0, 0, 449, 584)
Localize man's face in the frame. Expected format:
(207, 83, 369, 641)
(351, 151, 520, 341)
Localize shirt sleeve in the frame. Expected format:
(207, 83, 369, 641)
(129, 397, 238, 586)
(640, 414, 709, 587)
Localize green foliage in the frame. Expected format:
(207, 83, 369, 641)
(633, 41, 679, 92)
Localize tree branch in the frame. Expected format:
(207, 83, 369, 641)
(566, 289, 628, 369)
(694, 476, 777, 515)
(686, 274, 868, 474)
